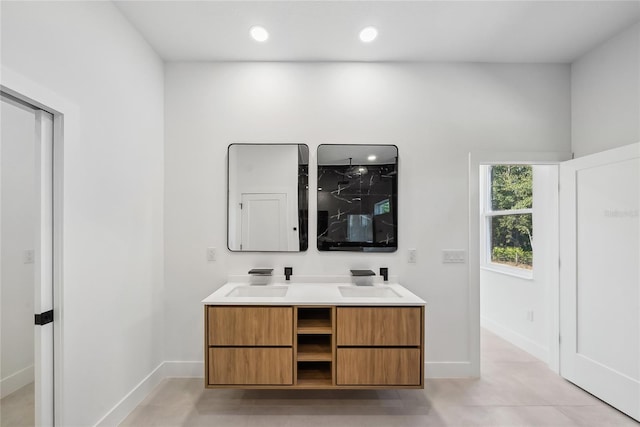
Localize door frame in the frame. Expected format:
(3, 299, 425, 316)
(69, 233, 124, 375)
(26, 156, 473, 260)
(2, 65, 72, 426)
(468, 151, 571, 377)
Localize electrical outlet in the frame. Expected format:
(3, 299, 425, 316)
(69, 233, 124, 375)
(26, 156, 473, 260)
(206, 247, 216, 262)
(408, 249, 417, 263)
(443, 249, 466, 264)
(23, 249, 34, 264)
(526, 310, 534, 322)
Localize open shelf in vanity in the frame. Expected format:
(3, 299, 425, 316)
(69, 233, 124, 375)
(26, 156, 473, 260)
(295, 307, 335, 387)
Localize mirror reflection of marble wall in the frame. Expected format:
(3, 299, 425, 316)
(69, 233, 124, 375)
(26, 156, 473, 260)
(228, 144, 308, 252)
(317, 145, 397, 252)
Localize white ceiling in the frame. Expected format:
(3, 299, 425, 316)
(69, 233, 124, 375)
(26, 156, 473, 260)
(114, 1, 640, 63)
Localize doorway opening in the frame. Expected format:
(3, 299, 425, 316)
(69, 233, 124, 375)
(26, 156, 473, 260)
(1, 91, 56, 426)
(468, 151, 570, 378)
(479, 164, 558, 364)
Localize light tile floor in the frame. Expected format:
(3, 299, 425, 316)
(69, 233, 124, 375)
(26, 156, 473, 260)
(120, 330, 639, 426)
(0, 382, 34, 427)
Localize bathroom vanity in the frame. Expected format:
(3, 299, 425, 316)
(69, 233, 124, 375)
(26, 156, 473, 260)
(202, 282, 425, 389)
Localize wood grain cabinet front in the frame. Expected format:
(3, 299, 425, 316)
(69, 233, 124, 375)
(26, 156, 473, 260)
(336, 348, 421, 386)
(209, 348, 293, 385)
(336, 307, 422, 346)
(207, 306, 293, 346)
(335, 306, 424, 387)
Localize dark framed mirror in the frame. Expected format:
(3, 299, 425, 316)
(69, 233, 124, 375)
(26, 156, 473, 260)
(317, 144, 397, 252)
(228, 143, 308, 251)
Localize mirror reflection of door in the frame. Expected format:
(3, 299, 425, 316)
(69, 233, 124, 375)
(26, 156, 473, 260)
(240, 193, 288, 251)
(228, 144, 309, 252)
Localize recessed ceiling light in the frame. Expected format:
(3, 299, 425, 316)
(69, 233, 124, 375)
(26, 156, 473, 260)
(359, 26, 378, 43)
(367, 155, 377, 161)
(250, 26, 269, 43)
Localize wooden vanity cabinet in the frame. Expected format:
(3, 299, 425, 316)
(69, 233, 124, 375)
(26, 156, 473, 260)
(205, 304, 424, 389)
(336, 307, 424, 387)
(206, 306, 293, 386)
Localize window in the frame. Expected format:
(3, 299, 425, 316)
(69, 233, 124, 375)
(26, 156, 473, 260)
(481, 165, 533, 276)
(374, 199, 390, 215)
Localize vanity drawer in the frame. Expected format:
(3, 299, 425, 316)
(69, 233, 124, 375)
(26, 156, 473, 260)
(337, 348, 421, 386)
(208, 348, 293, 385)
(336, 307, 422, 346)
(208, 306, 293, 346)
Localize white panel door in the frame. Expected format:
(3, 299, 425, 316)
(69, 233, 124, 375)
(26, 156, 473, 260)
(560, 143, 639, 421)
(34, 110, 54, 427)
(241, 193, 287, 251)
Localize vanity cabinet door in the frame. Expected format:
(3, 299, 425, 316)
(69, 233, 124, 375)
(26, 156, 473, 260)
(208, 306, 293, 346)
(336, 348, 421, 385)
(336, 307, 421, 346)
(209, 348, 293, 385)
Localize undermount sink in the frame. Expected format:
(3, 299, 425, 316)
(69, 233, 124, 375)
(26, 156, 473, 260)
(339, 286, 401, 298)
(226, 285, 289, 298)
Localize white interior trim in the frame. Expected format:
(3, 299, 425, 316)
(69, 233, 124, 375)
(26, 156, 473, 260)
(162, 361, 204, 378)
(1, 65, 76, 427)
(425, 361, 474, 378)
(94, 362, 201, 427)
(93, 362, 165, 427)
(481, 316, 549, 363)
(97, 359, 476, 426)
(0, 365, 34, 399)
(34, 108, 55, 427)
(468, 151, 571, 377)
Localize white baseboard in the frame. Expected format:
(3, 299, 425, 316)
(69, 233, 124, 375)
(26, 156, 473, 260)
(94, 362, 165, 427)
(425, 361, 474, 378)
(0, 365, 34, 399)
(97, 359, 477, 426)
(93, 362, 204, 427)
(163, 361, 204, 378)
(481, 316, 549, 363)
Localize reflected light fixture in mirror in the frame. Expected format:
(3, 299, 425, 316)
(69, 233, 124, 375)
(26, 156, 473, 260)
(317, 144, 397, 252)
(228, 144, 309, 252)
(250, 26, 269, 42)
(359, 26, 378, 43)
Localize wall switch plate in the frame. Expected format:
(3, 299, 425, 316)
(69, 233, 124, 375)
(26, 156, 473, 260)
(408, 249, 417, 263)
(23, 249, 34, 264)
(443, 249, 466, 263)
(526, 310, 534, 322)
(206, 247, 216, 262)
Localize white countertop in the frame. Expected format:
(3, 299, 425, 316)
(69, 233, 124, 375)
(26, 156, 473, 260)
(202, 281, 426, 306)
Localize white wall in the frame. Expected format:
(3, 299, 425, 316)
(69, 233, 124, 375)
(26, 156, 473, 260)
(1, 99, 36, 398)
(165, 62, 571, 375)
(572, 23, 640, 157)
(1, 2, 164, 426)
(480, 165, 558, 363)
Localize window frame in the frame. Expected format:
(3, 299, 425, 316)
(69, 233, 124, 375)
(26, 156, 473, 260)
(480, 165, 534, 279)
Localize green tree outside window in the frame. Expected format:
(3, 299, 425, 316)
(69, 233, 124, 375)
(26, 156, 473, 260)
(490, 165, 533, 269)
